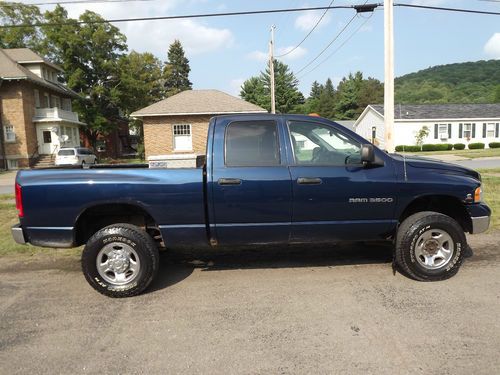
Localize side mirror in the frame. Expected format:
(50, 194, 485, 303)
(361, 144, 375, 164)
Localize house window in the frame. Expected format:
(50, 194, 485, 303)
(463, 124, 472, 139)
(43, 131, 52, 143)
(173, 124, 192, 151)
(34, 89, 40, 108)
(51, 95, 60, 108)
(4, 126, 15, 142)
(62, 98, 72, 111)
(487, 123, 495, 138)
(438, 124, 448, 139)
(43, 93, 50, 108)
(7, 159, 18, 170)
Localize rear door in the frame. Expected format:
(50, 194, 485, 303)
(211, 116, 292, 245)
(286, 118, 398, 242)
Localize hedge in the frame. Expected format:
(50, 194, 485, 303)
(395, 145, 421, 152)
(453, 143, 466, 150)
(421, 143, 451, 151)
(468, 143, 485, 150)
(489, 142, 500, 149)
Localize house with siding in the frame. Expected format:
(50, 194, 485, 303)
(0, 48, 84, 169)
(354, 104, 500, 149)
(131, 89, 267, 160)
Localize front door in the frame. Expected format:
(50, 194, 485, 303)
(287, 119, 398, 242)
(211, 118, 292, 245)
(37, 126, 56, 155)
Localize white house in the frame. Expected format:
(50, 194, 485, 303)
(354, 104, 500, 149)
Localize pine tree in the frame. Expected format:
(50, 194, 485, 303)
(317, 78, 336, 119)
(163, 40, 192, 97)
(310, 81, 323, 100)
(240, 60, 303, 113)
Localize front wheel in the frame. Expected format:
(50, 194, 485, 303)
(395, 211, 466, 281)
(82, 224, 159, 297)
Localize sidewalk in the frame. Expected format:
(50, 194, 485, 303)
(0, 171, 16, 195)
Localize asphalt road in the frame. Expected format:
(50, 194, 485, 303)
(1, 233, 499, 374)
(453, 157, 500, 169)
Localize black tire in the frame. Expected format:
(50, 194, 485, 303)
(395, 211, 466, 281)
(82, 223, 159, 297)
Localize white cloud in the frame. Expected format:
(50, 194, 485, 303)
(294, 9, 331, 31)
(247, 46, 307, 62)
(276, 46, 307, 61)
(43, 1, 234, 57)
(484, 33, 500, 59)
(229, 78, 245, 96)
(247, 50, 268, 62)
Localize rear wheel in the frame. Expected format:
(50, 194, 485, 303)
(395, 211, 466, 281)
(82, 224, 159, 297)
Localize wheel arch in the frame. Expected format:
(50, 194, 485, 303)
(398, 194, 472, 233)
(74, 201, 162, 246)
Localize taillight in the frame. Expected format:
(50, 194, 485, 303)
(15, 183, 24, 218)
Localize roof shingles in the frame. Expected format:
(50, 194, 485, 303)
(131, 89, 267, 116)
(371, 103, 500, 120)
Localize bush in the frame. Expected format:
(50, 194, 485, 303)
(395, 145, 421, 152)
(453, 143, 466, 150)
(421, 143, 450, 151)
(468, 143, 485, 150)
(489, 142, 500, 149)
(446, 143, 453, 150)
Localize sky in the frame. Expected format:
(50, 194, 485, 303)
(26, 0, 500, 97)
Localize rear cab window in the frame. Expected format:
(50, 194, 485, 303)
(225, 121, 280, 166)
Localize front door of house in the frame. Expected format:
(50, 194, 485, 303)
(37, 126, 56, 155)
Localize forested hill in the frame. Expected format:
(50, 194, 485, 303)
(395, 60, 500, 104)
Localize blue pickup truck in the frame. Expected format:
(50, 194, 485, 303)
(12, 114, 491, 297)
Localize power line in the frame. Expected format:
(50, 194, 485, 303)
(276, 0, 335, 58)
(394, 3, 500, 16)
(0, 4, 369, 29)
(2, 0, 157, 5)
(294, 13, 358, 75)
(297, 14, 372, 80)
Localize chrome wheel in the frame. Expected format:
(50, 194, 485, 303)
(96, 242, 140, 286)
(414, 228, 454, 270)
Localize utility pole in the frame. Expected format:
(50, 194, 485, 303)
(269, 25, 276, 114)
(384, 0, 395, 152)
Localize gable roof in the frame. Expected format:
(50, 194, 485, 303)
(0, 49, 77, 98)
(131, 89, 267, 117)
(369, 103, 500, 120)
(3, 48, 63, 71)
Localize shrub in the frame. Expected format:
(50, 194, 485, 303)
(421, 143, 450, 151)
(453, 143, 466, 150)
(468, 143, 485, 150)
(395, 145, 421, 152)
(446, 143, 453, 150)
(489, 142, 500, 149)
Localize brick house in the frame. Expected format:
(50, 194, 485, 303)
(0, 48, 84, 169)
(131, 90, 266, 159)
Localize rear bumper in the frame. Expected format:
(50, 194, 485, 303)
(11, 224, 26, 245)
(471, 216, 490, 234)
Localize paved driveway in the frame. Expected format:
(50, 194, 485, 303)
(453, 157, 500, 169)
(1, 233, 499, 374)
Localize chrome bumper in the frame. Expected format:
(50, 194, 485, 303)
(11, 224, 27, 245)
(471, 216, 490, 234)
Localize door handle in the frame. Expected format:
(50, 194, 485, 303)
(297, 177, 323, 185)
(218, 178, 242, 186)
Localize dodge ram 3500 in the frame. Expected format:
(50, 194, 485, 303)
(12, 114, 491, 297)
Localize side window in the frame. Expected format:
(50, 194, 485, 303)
(289, 121, 361, 165)
(225, 121, 280, 166)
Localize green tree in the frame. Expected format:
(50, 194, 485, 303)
(43, 6, 128, 148)
(0, 3, 45, 51)
(310, 81, 323, 100)
(163, 40, 192, 97)
(494, 85, 500, 103)
(317, 78, 336, 119)
(241, 60, 303, 113)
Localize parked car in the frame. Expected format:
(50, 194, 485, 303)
(12, 114, 491, 297)
(55, 147, 97, 166)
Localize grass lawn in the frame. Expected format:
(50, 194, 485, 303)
(1, 171, 499, 256)
(399, 148, 500, 159)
